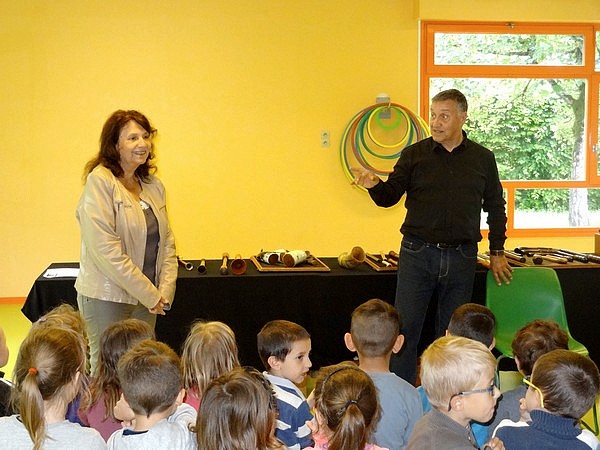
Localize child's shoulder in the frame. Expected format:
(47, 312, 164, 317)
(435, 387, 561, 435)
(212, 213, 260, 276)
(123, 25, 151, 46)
(108, 420, 195, 450)
(369, 372, 420, 400)
(48, 420, 107, 449)
(264, 372, 308, 403)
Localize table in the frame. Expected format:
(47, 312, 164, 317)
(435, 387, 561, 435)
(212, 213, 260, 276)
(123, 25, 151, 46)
(22, 259, 600, 369)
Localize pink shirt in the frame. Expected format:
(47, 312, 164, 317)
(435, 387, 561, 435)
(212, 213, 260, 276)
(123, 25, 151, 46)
(79, 392, 121, 441)
(183, 387, 201, 411)
(307, 432, 388, 450)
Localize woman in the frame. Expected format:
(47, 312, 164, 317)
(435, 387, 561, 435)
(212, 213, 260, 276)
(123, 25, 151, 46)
(75, 110, 177, 374)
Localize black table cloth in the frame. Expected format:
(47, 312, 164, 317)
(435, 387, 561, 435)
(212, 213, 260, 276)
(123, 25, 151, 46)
(23, 259, 599, 369)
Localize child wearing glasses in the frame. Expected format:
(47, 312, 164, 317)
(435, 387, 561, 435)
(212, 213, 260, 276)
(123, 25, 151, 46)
(487, 319, 568, 439)
(407, 336, 503, 450)
(493, 349, 600, 450)
(417, 302, 497, 449)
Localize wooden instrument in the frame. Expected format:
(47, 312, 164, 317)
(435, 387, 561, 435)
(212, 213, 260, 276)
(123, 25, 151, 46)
(220, 253, 229, 275)
(177, 256, 193, 271)
(230, 254, 247, 275)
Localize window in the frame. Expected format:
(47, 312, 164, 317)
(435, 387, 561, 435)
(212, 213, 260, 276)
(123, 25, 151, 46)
(421, 22, 600, 237)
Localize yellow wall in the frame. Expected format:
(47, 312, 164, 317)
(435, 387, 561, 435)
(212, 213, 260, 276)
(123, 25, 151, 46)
(0, 1, 598, 296)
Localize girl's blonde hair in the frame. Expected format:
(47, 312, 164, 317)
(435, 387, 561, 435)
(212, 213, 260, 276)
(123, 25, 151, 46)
(79, 318, 155, 421)
(33, 304, 89, 374)
(312, 362, 380, 450)
(181, 321, 240, 399)
(195, 367, 282, 450)
(11, 325, 86, 450)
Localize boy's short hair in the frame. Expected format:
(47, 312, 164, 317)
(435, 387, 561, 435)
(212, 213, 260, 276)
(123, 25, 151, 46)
(350, 298, 400, 358)
(511, 319, 569, 376)
(117, 339, 182, 417)
(531, 349, 600, 419)
(420, 336, 496, 411)
(447, 303, 496, 348)
(257, 320, 310, 370)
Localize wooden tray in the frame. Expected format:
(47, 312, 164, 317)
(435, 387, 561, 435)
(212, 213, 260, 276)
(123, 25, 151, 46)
(364, 253, 397, 272)
(250, 255, 330, 272)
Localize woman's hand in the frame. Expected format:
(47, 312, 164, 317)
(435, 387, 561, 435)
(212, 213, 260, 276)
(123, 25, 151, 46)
(149, 297, 169, 315)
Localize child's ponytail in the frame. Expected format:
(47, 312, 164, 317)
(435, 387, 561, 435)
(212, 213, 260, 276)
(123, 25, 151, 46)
(11, 326, 85, 450)
(313, 363, 380, 450)
(18, 366, 46, 450)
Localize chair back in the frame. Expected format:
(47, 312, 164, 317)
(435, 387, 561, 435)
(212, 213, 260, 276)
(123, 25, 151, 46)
(485, 266, 587, 357)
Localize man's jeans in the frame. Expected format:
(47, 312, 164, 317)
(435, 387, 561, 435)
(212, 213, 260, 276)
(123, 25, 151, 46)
(390, 235, 477, 385)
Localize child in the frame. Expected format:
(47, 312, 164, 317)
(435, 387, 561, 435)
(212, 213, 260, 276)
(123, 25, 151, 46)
(33, 303, 89, 368)
(78, 318, 155, 440)
(305, 362, 386, 450)
(418, 302, 496, 448)
(487, 319, 569, 437)
(31, 303, 90, 425)
(257, 319, 313, 449)
(344, 298, 422, 450)
(107, 339, 196, 449)
(407, 336, 503, 450)
(0, 325, 106, 449)
(446, 302, 496, 349)
(181, 320, 240, 409)
(195, 366, 286, 449)
(493, 349, 600, 449)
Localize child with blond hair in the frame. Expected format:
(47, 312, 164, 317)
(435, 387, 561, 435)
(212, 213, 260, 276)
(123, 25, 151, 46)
(407, 336, 503, 450)
(418, 302, 497, 448)
(181, 320, 240, 409)
(0, 325, 106, 449)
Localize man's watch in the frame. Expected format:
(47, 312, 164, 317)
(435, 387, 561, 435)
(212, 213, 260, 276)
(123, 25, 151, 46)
(489, 250, 504, 256)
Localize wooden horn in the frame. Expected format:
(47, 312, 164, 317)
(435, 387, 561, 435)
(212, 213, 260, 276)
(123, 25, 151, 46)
(230, 254, 247, 275)
(177, 256, 194, 271)
(220, 253, 229, 275)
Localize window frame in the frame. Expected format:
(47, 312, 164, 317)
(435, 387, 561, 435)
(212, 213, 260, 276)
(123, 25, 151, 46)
(420, 21, 600, 238)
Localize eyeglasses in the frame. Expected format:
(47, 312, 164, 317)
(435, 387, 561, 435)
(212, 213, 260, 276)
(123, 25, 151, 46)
(447, 384, 496, 412)
(523, 376, 545, 409)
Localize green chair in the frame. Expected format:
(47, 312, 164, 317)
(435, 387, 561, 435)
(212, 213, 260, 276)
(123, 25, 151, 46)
(486, 266, 597, 434)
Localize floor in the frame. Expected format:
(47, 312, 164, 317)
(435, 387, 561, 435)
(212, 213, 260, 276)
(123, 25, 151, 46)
(0, 302, 31, 380)
(1, 301, 598, 435)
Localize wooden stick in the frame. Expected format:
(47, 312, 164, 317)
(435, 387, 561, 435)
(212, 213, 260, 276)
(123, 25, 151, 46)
(220, 253, 230, 275)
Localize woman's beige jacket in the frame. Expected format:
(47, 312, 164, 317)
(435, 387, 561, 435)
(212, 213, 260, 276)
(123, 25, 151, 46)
(75, 165, 177, 308)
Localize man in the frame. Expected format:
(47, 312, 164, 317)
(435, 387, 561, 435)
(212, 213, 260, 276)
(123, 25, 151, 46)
(352, 89, 512, 385)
